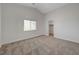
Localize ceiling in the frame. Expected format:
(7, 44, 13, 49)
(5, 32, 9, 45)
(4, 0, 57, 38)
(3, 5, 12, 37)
(19, 3, 68, 14)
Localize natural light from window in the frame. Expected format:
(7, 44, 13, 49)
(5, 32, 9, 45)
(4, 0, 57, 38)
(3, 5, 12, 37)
(24, 20, 36, 31)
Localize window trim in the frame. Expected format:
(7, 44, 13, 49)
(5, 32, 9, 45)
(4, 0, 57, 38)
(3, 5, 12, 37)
(24, 20, 37, 31)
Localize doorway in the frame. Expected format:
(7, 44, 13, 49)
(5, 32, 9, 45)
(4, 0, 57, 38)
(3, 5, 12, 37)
(49, 24, 54, 36)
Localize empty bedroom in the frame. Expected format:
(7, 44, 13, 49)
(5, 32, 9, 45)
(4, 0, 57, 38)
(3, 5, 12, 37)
(0, 3, 79, 55)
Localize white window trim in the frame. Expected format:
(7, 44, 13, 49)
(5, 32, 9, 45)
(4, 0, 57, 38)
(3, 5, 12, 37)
(24, 20, 37, 31)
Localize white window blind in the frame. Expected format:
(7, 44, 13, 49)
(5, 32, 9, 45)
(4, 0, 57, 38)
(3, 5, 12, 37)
(24, 20, 36, 31)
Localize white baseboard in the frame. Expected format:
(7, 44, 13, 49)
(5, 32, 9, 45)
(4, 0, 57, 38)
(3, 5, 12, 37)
(1, 35, 45, 46)
(54, 36, 79, 44)
(45, 34, 49, 36)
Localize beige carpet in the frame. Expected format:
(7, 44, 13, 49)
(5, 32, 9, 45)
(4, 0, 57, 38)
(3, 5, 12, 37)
(0, 35, 79, 55)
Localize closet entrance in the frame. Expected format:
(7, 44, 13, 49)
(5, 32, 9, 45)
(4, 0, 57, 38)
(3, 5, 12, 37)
(49, 24, 54, 36)
(48, 20, 54, 36)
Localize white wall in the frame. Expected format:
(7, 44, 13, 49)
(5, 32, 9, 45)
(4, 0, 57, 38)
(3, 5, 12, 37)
(2, 3, 45, 44)
(0, 4, 1, 46)
(45, 4, 79, 43)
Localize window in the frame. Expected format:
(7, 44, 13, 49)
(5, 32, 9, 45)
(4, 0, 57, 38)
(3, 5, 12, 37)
(24, 20, 36, 31)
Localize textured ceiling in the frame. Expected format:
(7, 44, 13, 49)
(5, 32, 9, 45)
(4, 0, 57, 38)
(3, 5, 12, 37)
(19, 3, 68, 14)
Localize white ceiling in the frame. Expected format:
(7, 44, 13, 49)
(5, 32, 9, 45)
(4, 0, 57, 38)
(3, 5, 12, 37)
(19, 3, 68, 14)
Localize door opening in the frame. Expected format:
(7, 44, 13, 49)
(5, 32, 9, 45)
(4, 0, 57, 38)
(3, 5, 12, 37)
(49, 24, 54, 36)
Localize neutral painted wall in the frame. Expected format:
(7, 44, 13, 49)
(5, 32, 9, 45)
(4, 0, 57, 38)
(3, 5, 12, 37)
(0, 4, 1, 46)
(0, 4, 2, 46)
(2, 3, 45, 44)
(45, 4, 79, 43)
